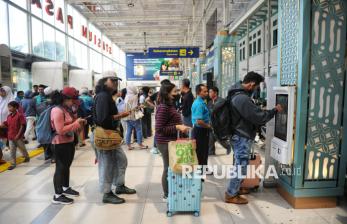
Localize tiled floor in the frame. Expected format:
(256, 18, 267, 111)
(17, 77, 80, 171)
(0, 137, 346, 224)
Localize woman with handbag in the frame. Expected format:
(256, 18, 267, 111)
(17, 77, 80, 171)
(50, 88, 86, 205)
(93, 75, 136, 205)
(155, 82, 190, 201)
(124, 85, 148, 150)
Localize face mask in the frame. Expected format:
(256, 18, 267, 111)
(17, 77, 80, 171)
(18, 96, 24, 100)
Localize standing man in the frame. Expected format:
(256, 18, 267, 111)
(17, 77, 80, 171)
(180, 79, 194, 127)
(93, 74, 136, 204)
(21, 90, 36, 142)
(35, 84, 48, 116)
(207, 86, 226, 156)
(191, 84, 211, 168)
(225, 71, 283, 205)
(15, 91, 24, 103)
(79, 87, 93, 140)
(32, 85, 39, 98)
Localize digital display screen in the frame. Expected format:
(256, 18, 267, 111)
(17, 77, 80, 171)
(274, 94, 288, 141)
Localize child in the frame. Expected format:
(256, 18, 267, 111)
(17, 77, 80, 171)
(1, 101, 29, 170)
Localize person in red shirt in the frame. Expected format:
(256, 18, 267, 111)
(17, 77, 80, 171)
(0, 101, 29, 170)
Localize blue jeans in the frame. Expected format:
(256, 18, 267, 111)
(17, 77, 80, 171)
(126, 120, 143, 145)
(90, 132, 128, 193)
(227, 135, 253, 197)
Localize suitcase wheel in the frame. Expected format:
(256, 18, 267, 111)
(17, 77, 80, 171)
(167, 211, 173, 217)
(194, 211, 200, 217)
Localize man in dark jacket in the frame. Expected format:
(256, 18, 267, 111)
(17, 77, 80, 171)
(225, 71, 283, 205)
(180, 79, 194, 127)
(92, 75, 136, 205)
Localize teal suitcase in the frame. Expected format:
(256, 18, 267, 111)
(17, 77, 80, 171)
(167, 168, 202, 217)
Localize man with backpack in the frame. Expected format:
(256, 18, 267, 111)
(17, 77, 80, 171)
(225, 71, 283, 204)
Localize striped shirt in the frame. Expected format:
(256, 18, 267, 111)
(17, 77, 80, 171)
(155, 103, 182, 144)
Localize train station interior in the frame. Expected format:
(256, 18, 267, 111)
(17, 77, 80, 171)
(0, 0, 346, 223)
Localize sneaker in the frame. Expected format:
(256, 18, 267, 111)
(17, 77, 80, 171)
(63, 187, 80, 197)
(8, 164, 16, 170)
(102, 192, 125, 204)
(239, 187, 250, 195)
(225, 193, 248, 204)
(52, 195, 74, 205)
(150, 147, 159, 154)
(24, 157, 30, 163)
(115, 185, 136, 195)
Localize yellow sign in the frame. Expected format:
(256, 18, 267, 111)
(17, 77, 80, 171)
(179, 49, 187, 56)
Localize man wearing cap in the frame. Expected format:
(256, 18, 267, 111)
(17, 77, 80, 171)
(92, 74, 136, 204)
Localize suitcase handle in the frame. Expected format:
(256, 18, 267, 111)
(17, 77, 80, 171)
(177, 129, 192, 140)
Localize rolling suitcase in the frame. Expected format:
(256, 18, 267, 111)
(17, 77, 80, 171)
(240, 146, 262, 191)
(167, 168, 202, 217)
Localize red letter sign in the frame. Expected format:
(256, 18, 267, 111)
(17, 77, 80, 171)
(67, 15, 73, 29)
(82, 26, 88, 38)
(31, 0, 42, 9)
(56, 7, 64, 24)
(45, 0, 54, 16)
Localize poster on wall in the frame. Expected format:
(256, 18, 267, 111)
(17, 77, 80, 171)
(126, 53, 180, 81)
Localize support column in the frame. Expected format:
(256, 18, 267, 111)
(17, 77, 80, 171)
(263, 0, 276, 188)
(202, 0, 207, 50)
(223, 0, 230, 27)
(277, 0, 347, 209)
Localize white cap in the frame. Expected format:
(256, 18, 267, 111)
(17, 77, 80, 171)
(44, 87, 53, 95)
(101, 70, 122, 81)
(80, 87, 89, 94)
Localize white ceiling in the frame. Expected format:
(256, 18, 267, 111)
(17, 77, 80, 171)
(67, 0, 254, 52)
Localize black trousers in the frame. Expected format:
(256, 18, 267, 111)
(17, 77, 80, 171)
(146, 111, 152, 137)
(193, 127, 210, 166)
(53, 142, 75, 194)
(43, 144, 54, 160)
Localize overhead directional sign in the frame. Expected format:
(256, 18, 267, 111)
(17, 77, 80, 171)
(160, 70, 183, 76)
(148, 47, 199, 58)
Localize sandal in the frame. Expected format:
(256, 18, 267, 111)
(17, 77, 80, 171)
(139, 145, 148, 150)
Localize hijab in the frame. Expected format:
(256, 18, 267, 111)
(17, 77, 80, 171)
(0, 86, 14, 123)
(125, 85, 139, 110)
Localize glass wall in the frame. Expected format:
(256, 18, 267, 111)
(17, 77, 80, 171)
(8, 5, 28, 53)
(1, 0, 126, 75)
(0, 1, 9, 45)
(12, 67, 31, 92)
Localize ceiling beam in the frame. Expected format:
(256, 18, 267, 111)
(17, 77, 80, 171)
(89, 16, 191, 23)
(103, 26, 186, 32)
(107, 30, 184, 35)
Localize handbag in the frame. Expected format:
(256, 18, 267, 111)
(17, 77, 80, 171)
(169, 130, 198, 174)
(134, 109, 144, 120)
(93, 126, 122, 150)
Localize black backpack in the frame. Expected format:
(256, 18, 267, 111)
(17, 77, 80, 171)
(211, 90, 243, 149)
